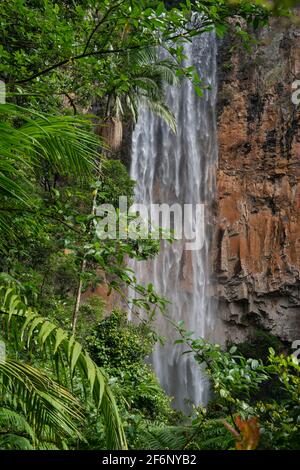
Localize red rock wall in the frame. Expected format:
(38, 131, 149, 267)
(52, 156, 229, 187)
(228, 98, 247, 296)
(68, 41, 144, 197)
(213, 15, 300, 342)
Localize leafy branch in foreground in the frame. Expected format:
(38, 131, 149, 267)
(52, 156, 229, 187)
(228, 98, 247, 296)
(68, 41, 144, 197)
(0, 104, 102, 249)
(0, 286, 127, 450)
(173, 322, 300, 449)
(0, 104, 100, 196)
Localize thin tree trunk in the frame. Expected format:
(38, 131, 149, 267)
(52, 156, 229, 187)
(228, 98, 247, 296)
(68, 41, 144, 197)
(71, 256, 87, 333)
(72, 101, 122, 334)
(71, 191, 98, 334)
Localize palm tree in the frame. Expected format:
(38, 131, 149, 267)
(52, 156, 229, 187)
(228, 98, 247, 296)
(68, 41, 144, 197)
(0, 285, 127, 449)
(98, 47, 178, 150)
(0, 104, 127, 447)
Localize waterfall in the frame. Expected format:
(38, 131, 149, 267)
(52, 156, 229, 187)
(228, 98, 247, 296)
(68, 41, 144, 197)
(130, 32, 218, 410)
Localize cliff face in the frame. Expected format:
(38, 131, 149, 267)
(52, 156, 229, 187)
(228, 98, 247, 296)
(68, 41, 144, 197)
(214, 15, 300, 343)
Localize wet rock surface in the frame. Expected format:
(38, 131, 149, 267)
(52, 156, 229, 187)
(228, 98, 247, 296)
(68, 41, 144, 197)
(213, 15, 300, 342)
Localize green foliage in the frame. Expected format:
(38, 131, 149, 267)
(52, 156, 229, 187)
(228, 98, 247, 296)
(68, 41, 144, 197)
(140, 417, 234, 450)
(0, 408, 36, 447)
(0, 0, 280, 152)
(144, 325, 300, 450)
(0, 286, 127, 450)
(76, 295, 105, 342)
(97, 160, 135, 207)
(0, 0, 292, 452)
(89, 310, 153, 367)
(0, 360, 83, 449)
(175, 322, 300, 449)
(176, 327, 269, 409)
(257, 351, 300, 449)
(87, 310, 177, 448)
(101, 47, 179, 132)
(233, 329, 285, 362)
(0, 104, 100, 250)
(228, 330, 288, 404)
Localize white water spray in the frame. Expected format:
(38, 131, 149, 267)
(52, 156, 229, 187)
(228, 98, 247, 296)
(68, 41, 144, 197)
(130, 32, 218, 410)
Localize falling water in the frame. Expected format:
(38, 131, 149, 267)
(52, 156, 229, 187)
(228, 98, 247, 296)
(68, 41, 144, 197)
(130, 32, 218, 410)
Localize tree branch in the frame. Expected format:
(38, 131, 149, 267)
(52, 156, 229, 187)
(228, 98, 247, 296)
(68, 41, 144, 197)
(64, 92, 77, 115)
(83, 1, 125, 55)
(13, 43, 155, 85)
(0, 208, 83, 234)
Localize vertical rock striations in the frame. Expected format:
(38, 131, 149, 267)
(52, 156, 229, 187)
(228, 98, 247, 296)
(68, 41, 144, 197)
(214, 15, 300, 343)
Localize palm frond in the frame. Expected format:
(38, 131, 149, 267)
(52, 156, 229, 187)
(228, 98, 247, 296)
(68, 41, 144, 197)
(140, 98, 177, 133)
(132, 62, 179, 88)
(0, 286, 127, 450)
(128, 48, 179, 86)
(0, 104, 102, 248)
(0, 434, 34, 450)
(141, 426, 188, 450)
(107, 47, 178, 133)
(0, 408, 35, 442)
(0, 359, 84, 443)
(19, 115, 99, 175)
(140, 419, 234, 450)
(0, 104, 101, 204)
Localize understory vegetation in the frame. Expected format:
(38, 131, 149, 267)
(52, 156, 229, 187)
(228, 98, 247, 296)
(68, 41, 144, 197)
(0, 0, 299, 451)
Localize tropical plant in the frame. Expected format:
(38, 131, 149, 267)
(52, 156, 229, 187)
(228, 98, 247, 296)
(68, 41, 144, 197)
(99, 47, 179, 145)
(173, 323, 300, 449)
(1, 1, 271, 103)
(0, 103, 101, 247)
(0, 360, 83, 449)
(0, 104, 99, 193)
(87, 310, 177, 448)
(139, 418, 235, 450)
(0, 285, 127, 450)
(0, 0, 294, 453)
